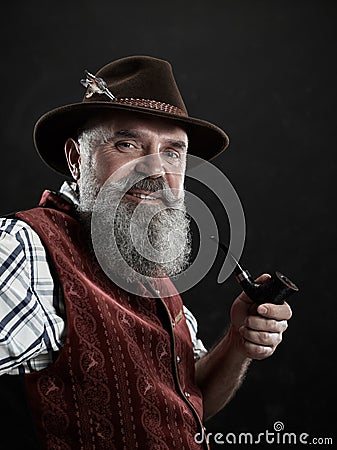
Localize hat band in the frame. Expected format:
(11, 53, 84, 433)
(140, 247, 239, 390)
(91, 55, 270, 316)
(114, 97, 187, 117)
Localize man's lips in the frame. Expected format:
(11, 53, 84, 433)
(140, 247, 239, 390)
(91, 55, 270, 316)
(125, 189, 161, 202)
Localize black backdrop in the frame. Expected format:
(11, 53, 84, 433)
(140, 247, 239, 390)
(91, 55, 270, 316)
(1, 0, 336, 446)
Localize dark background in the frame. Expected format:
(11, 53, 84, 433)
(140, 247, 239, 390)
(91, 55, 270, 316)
(1, 0, 336, 445)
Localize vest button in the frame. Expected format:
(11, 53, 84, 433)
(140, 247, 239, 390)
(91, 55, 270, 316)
(176, 355, 181, 363)
(184, 391, 191, 398)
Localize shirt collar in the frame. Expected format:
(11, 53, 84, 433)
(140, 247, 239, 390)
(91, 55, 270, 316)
(59, 181, 79, 207)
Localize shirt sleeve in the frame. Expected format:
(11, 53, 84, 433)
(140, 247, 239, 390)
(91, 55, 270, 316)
(183, 305, 208, 360)
(0, 218, 65, 375)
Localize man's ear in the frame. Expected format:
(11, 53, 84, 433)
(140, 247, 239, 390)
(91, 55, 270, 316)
(64, 138, 81, 180)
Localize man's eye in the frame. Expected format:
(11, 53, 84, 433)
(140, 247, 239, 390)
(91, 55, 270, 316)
(164, 150, 180, 159)
(117, 142, 136, 150)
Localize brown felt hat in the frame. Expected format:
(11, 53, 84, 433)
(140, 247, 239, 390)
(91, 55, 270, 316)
(34, 55, 229, 176)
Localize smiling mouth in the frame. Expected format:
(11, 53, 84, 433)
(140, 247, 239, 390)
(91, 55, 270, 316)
(126, 190, 160, 202)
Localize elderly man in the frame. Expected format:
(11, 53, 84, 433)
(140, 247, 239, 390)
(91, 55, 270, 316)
(0, 56, 292, 450)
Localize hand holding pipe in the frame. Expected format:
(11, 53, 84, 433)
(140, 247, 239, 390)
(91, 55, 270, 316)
(210, 236, 299, 305)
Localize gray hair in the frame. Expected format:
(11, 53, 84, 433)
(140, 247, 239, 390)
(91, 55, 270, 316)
(77, 116, 115, 161)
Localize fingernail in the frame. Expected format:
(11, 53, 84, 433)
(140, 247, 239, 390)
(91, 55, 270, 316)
(259, 306, 268, 315)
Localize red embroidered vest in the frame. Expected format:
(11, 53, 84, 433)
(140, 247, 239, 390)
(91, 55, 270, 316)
(16, 191, 207, 450)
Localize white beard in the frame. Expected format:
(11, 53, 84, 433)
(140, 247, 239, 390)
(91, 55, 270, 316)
(76, 168, 191, 283)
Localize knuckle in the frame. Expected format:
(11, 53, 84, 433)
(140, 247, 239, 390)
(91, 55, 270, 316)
(256, 344, 267, 355)
(241, 326, 249, 338)
(260, 331, 270, 343)
(246, 316, 256, 329)
(271, 319, 279, 331)
(256, 346, 271, 359)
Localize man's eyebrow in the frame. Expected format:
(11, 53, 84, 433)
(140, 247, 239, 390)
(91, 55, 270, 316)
(166, 140, 187, 151)
(107, 130, 188, 150)
(114, 130, 142, 139)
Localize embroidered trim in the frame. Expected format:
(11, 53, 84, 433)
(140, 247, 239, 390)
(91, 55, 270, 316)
(115, 98, 186, 116)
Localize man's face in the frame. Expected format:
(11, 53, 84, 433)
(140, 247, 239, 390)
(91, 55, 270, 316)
(70, 110, 191, 282)
(79, 110, 188, 199)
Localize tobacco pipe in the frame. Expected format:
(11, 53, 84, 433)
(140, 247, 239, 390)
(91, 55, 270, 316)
(210, 236, 299, 305)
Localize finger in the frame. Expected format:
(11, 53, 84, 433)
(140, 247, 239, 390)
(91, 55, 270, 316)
(254, 273, 271, 284)
(242, 340, 274, 360)
(240, 326, 282, 347)
(257, 301, 292, 321)
(246, 316, 288, 333)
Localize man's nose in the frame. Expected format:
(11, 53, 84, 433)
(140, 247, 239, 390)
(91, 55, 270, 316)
(134, 153, 165, 179)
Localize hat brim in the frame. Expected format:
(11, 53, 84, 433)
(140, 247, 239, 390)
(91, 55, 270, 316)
(34, 102, 229, 176)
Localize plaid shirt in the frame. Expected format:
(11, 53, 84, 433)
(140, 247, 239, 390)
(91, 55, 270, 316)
(0, 183, 207, 375)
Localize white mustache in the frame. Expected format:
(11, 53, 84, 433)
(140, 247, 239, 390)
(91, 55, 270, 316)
(104, 174, 184, 207)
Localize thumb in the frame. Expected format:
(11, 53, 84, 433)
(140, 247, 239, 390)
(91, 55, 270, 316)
(254, 273, 271, 283)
